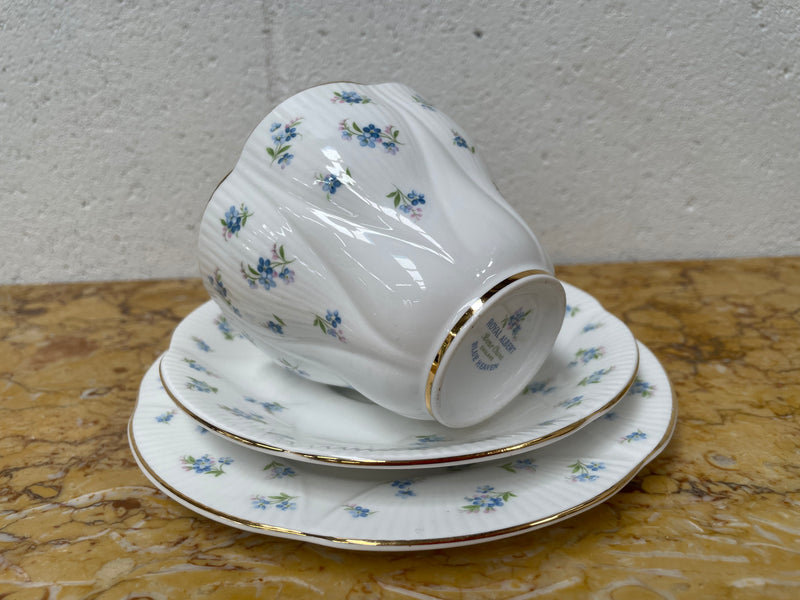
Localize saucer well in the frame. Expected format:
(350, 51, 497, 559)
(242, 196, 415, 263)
(159, 283, 639, 468)
(130, 343, 675, 551)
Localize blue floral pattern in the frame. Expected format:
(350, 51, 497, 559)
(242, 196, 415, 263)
(313, 310, 346, 343)
(220, 204, 253, 240)
(218, 404, 268, 425)
(386, 187, 427, 220)
(192, 337, 211, 353)
(344, 504, 375, 518)
(278, 358, 310, 378)
(340, 119, 401, 154)
(462, 485, 515, 513)
(557, 395, 584, 409)
(315, 168, 351, 200)
(630, 377, 655, 397)
(500, 458, 536, 473)
(620, 429, 647, 443)
(578, 367, 615, 386)
(241, 244, 295, 291)
(582, 322, 604, 333)
(263, 461, 297, 479)
(155, 410, 175, 424)
(214, 316, 238, 340)
(411, 95, 436, 110)
(566, 304, 581, 317)
(414, 434, 447, 446)
(502, 308, 530, 340)
(332, 90, 371, 104)
(391, 479, 418, 499)
(186, 377, 217, 394)
(181, 454, 233, 477)
(568, 460, 606, 482)
(183, 358, 215, 376)
(267, 118, 302, 168)
(524, 380, 557, 395)
(568, 347, 605, 367)
(206, 270, 241, 317)
(452, 130, 475, 153)
(252, 492, 297, 511)
(262, 314, 286, 336)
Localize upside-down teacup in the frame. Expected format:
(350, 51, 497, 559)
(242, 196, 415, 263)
(197, 82, 565, 427)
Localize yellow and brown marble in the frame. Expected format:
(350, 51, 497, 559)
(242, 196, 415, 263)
(1, 257, 799, 599)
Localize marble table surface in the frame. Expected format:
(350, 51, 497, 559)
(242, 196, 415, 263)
(1, 257, 798, 599)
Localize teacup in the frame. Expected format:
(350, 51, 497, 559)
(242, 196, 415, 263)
(197, 82, 565, 427)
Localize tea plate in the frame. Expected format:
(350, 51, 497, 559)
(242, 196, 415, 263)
(130, 343, 675, 551)
(159, 283, 638, 468)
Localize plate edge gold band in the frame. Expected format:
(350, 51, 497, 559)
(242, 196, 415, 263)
(127, 379, 677, 549)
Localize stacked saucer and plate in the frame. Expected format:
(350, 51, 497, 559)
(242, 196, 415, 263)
(128, 83, 676, 551)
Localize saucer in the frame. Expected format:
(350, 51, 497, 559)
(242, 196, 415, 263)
(130, 343, 675, 551)
(159, 283, 639, 468)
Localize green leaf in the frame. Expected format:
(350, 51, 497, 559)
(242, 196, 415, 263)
(266, 147, 275, 157)
(393, 129, 400, 139)
(273, 314, 285, 326)
(352, 122, 362, 133)
(220, 219, 227, 227)
(249, 266, 259, 276)
(279, 245, 286, 260)
(394, 197, 401, 208)
(276, 145, 290, 156)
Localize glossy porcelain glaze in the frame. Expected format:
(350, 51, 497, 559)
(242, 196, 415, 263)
(158, 283, 638, 467)
(197, 82, 564, 426)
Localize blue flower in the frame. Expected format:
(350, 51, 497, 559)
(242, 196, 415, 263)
(321, 174, 341, 195)
(341, 91, 363, 103)
(382, 141, 398, 154)
(257, 257, 273, 274)
(454, 135, 468, 148)
(155, 411, 174, 423)
(357, 133, 376, 147)
(407, 191, 425, 206)
(587, 462, 606, 471)
(347, 505, 371, 518)
(476, 485, 495, 494)
(277, 152, 293, 168)
(259, 273, 276, 290)
(276, 500, 296, 511)
(278, 267, 294, 283)
(362, 124, 381, 139)
(253, 496, 270, 509)
(192, 455, 214, 473)
(261, 401, 284, 413)
(326, 310, 341, 328)
(283, 125, 297, 140)
(267, 320, 284, 335)
(396, 489, 416, 499)
(270, 122, 281, 132)
(218, 457, 234, 465)
(623, 430, 647, 443)
(272, 132, 285, 144)
(224, 206, 242, 235)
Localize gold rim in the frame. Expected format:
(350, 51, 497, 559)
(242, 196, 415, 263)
(160, 344, 638, 468)
(425, 269, 552, 418)
(128, 377, 677, 548)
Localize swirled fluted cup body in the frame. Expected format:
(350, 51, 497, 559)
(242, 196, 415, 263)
(197, 82, 565, 428)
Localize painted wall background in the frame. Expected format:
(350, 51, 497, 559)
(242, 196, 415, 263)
(2, 0, 798, 284)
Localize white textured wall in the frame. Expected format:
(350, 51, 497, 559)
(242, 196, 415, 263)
(2, 1, 798, 284)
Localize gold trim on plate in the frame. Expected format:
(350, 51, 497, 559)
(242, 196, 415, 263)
(159, 348, 639, 468)
(127, 378, 677, 549)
